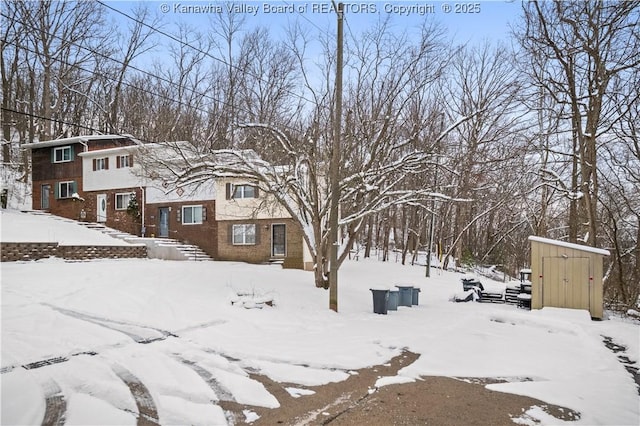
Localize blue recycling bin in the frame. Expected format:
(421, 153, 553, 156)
(388, 288, 399, 311)
(396, 285, 414, 307)
(370, 289, 389, 314)
(412, 287, 421, 305)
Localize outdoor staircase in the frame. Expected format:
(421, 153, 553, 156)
(22, 211, 213, 261)
(79, 222, 213, 261)
(153, 239, 213, 261)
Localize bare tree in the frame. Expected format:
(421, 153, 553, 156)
(141, 17, 478, 294)
(516, 0, 640, 246)
(104, 3, 159, 134)
(438, 41, 528, 269)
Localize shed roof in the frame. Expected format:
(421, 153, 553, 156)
(528, 236, 610, 256)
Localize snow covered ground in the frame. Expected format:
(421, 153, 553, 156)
(1, 210, 639, 425)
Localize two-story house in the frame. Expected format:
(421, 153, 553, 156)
(27, 135, 312, 269)
(28, 135, 139, 232)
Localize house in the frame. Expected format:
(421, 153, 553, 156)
(214, 177, 311, 269)
(28, 135, 140, 234)
(26, 135, 312, 269)
(528, 236, 610, 319)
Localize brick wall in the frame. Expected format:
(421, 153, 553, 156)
(144, 200, 218, 258)
(83, 187, 142, 235)
(0, 242, 147, 262)
(217, 218, 304, 266)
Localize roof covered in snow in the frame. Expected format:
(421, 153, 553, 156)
(23, 135, 140, 149)
(528, 236, 610, 256)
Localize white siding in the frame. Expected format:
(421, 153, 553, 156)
(214, 179, 290, 221)
(81, 154, 141, 191)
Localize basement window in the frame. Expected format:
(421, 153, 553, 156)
(232, 224, 256, 245)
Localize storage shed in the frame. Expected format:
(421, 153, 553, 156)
(528, 236, 610, 320)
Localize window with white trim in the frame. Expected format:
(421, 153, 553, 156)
(53, 146, 72, 163)
(115, 192, 135, 210)
(57, 181, 75, 199)
(182, 205, 203, 225)
(232, 224, 256, 245)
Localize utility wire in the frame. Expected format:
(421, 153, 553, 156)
(0, 11, 243, 117)
(1, 11, 312, 137)
(96, 0, 319, 106)
(3, 39, 219, 122)
(2, 1, 338, 131)
(1, 107, 104, 134)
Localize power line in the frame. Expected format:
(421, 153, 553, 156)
(0, 0, 330, 136)
(1, 107, 104, 134)
(282, 0, 336, 37)
(0, 11, 236, 116)
(1, 10, 312, 137)
(96, 0, 319, 106)
(3, 39, 218, 123)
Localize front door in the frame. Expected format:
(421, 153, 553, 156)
(96, 194, 107, 222)
(41, 184, 50, 209)
(272, 224, 286, 256)
(158, 207, 170, 237)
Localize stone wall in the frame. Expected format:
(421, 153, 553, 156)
(1, 242, 147, 262)
(0, 242, 58, 262)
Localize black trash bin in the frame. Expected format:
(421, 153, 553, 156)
(396, 285, 414, 307)
(411, 287, 421, 305)
(370, 289, 389, 314)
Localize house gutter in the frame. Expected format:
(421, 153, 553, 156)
(140, 186, 146, 236)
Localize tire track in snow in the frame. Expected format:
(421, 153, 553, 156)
(44, 304, 175, 344)
(40, 379, 66, 426)
(174, 355, 235, 402)
(602, 335, 640, 395)
(112, 364, 160, 425)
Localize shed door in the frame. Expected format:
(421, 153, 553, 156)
(542, 257, 590, 311)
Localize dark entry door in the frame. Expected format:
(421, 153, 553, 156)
(272, 224, 286, 256)
(41, 184, 50, 209)
(158, 207, 170, 237)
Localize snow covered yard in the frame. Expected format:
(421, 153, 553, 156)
(1, 212, 639, 425)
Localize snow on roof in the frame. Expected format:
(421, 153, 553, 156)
(528, 236, 610, 256)
(77, 145, 140, 157)
(23, 135, 133, 149)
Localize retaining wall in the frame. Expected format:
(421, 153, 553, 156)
(1, 242, 147, 262)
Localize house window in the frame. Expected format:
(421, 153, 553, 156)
(53, 146, 72, 163)
(117, 155, 133, 168)
(233, 185, 256, 199)
(115, 192, 135, 210)
(93, 157, 109, 171)
(182, 205, 203, 225)
(232, 224, 256, 245)
(56, 181, 76, 199)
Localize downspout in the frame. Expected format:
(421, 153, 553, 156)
(139, 185, 146, 236)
